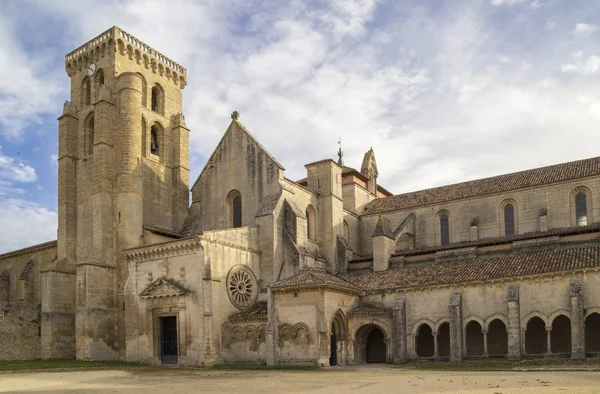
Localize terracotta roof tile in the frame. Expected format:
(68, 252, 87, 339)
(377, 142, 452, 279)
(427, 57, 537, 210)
(341, 245, 600, 293)
(365, 156, 600, 214)
(271, 268, 361, 294)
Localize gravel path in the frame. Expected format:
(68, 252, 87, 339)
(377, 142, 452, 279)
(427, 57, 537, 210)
(1, 368, 600, 393)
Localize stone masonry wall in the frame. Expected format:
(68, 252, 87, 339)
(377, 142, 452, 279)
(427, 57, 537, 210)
(360, 177, 600, 255)
(0, 302, 41, 360)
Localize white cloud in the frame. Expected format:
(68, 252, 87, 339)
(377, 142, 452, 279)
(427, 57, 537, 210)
(491, 0, 526, 5)
(574, 23, 597, 37)
(1, 0, 600, 206)
(0, 199, 56, 253)
(562, 55, 600, 74)
(0, 147, 37, 183)
(490, 0, 541, 9)
(0, 13, 64, 139)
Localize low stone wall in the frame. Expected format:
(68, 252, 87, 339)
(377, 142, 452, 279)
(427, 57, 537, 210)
(0, 302, 41, 360)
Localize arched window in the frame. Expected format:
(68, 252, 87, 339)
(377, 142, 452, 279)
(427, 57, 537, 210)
(151, 84, 164, 114)
(233, 195, 242, 227)
(571, 187, 592, 227)
(306, 205, 317, 241)
(96, 68, 104, 86)
(500, 199, 518, 237)
(440, 213, 449, 246)
(227, 190, 242, 228)
(504, 204, 515, 237)
(85, 113, 94, 155)
(576, 192, 588, 226)
(82, 77, 91, 106)
(150, 125, 159, 155)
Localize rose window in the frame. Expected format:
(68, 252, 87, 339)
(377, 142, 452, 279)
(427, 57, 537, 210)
(227, 266, 257, 309)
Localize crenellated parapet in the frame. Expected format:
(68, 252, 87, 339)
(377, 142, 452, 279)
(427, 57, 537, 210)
(64, 26, 187, 89)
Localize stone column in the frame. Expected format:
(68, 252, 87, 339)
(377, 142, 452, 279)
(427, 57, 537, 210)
(570, 280, 585, 360)
(546, 327, 552, 355)
(266, 288, 278, 366)
(507, 284, 521, 360)
(483, 330, 488, 357)
(449, 292, 463, 362)
(433, 333, 439, 358)
(392, 296, 407, 363)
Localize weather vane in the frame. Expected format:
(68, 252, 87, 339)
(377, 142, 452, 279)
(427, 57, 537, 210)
(337, 137, 344, 166)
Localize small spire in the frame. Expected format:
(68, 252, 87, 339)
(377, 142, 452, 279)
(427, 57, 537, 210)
(337, 137, 344, 166)
(231, 111, 240, 120)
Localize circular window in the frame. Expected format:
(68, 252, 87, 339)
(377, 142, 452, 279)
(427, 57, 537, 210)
(226, 265, 258, 309)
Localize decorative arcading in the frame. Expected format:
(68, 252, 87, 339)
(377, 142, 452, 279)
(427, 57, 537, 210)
(123, 237, 201, 263)
(278, 322, 312, 345)
(64, 26, 187, 88)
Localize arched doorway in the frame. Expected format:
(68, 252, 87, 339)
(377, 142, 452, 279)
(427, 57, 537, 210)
(329, 323, 337, 366)
(551, 315, 571, 355)
(355, 324, 387, 363)
(438, 322, 450, 358)
(487, 319, 508, 357)
(465, 320, 484, 357)
(330, 310, 347, 366)
(415, 324, 434, 357)
(585, 313, 600, 354)
(525, 316, 547, 355)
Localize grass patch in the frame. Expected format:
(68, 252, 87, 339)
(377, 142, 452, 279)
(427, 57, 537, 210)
(0, 359, 147, 372)
(212, 363, 320, 371)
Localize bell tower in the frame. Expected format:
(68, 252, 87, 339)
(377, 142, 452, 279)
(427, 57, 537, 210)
(47, 26, 189, 360)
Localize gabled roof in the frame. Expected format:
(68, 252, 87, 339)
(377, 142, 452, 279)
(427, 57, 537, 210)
(270, 268, 361, 295)
(340, 245, 600, 293)
(192, 119, 285, 189)
(364, 156, 600, 215)
(139, 276, 189, 298)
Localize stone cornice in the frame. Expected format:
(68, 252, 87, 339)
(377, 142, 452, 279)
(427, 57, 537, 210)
(199, 236, 260, 254)
(0, 240, 57, 260)
(123, 237, 201, 263)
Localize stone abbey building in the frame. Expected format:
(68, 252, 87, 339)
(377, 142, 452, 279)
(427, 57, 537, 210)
(1, 26, 600, 365)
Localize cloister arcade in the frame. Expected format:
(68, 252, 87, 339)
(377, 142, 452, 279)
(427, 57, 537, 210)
(410, 312, 600, 360)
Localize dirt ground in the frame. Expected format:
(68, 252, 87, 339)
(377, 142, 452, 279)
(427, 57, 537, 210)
(1, 367, 600, 394)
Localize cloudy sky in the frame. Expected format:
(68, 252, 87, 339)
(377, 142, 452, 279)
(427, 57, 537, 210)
(1, 0, 600, 252)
